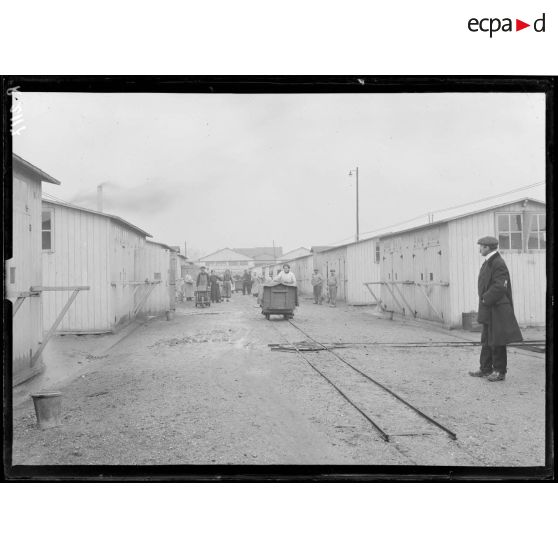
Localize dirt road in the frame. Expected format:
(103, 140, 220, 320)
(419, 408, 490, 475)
(12, 292, 546, 466)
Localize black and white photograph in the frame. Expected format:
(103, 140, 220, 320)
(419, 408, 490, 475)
(3, 78, 552, 478)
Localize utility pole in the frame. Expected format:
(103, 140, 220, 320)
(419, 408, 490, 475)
(356, 166, 359, 242)
(349, 166, 360, 242)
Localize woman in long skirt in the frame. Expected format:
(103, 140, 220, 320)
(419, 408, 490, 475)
(209, 270, 222, 303)
(183, 272, 194, 301)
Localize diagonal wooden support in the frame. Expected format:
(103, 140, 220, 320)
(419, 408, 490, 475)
(31, 289, 80, 367)
(363, 282, 384, 311)
(383, 282, 406, 315)
(130, 282, 144, 312)
(392, 282, 416, 317)
(132, 282, 160, 316)
(13, 296, 27, 317)
(416, 283, 445, 323)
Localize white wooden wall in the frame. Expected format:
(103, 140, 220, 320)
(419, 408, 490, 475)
(286, 255, 314, 295)
(503, 252, 546, 326)
(9, 169, 43, 376)
(314, 247, 348, 301)
(110, 221, 147, 328)
(379, 225, 451, 323)
(346, 238, 381, 305)
(447, 201, 546, 327)
(42, 202, 112, 332)
(136, 242, 171, 316)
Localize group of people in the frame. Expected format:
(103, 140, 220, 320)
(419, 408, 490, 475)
(191, 263, 339, 306)
(193, 267, 262, 303)
(187, 235, 521, 383)
(194, 266, 235, 303)
(310, 268, 338, 307)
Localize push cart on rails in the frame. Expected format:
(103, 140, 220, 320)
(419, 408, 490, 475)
(260, 282, 297, 320)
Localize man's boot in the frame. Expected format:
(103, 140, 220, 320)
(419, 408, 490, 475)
(469, 369, 492, 378)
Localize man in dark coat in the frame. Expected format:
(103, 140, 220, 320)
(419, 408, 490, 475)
(469, 236, 523, 382)
(242, 269, 252, 295)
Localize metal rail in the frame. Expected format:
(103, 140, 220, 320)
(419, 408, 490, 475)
(271, 322, 390, 441)
(270, 340, 545, 349)
(286, 320, 458, 441)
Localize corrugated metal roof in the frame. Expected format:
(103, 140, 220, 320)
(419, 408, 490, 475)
(13, 153, 61, 185)
(279, 247, 312, 260)
(42, 197, 152, 238)
(378, 197, 545, 240)
(147, 239, 176, 251)
(283, 252, 315, 263)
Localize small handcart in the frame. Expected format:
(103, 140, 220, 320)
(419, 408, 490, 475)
(261, 282, 297, 320)
(195, 288, 211, 308)
(234, 279, 244, 293)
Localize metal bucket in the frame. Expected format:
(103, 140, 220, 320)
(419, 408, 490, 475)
(462, 312, 482, 332)
(31, 392, 62, 429)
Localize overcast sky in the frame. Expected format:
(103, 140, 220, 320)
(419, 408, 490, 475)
(13, 92, 545, 259)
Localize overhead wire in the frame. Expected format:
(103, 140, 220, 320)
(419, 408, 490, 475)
(326, 179, 545, 246)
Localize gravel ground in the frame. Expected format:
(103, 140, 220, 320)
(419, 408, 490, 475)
(11, 293, 546, 467)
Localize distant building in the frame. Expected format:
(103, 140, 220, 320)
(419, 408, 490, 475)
(198, 248, 255, 275)
(234, 247, 283, 262)
(198, 246, 284, 276)
(9, 154, 60, 385)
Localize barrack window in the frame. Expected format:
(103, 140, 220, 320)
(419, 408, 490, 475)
(527, 214, 546, 250)
(497, 213, 523, 250)
(42, 209, 53, 250)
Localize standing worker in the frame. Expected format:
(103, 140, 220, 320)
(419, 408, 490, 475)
(311, 268, 324, 304)
(469, 236, 523, 382)
(327, 269, 338, 307)
(196, 266, 210, 290)
(242, 269, 252, 295)
(222, 268, 233, 302)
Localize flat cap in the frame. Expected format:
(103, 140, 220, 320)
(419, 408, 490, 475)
(477, 236, 498, 246)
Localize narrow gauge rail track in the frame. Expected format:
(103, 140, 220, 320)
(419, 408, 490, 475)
(269, 339, 545, 354)
(271, 319, 458, 443)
